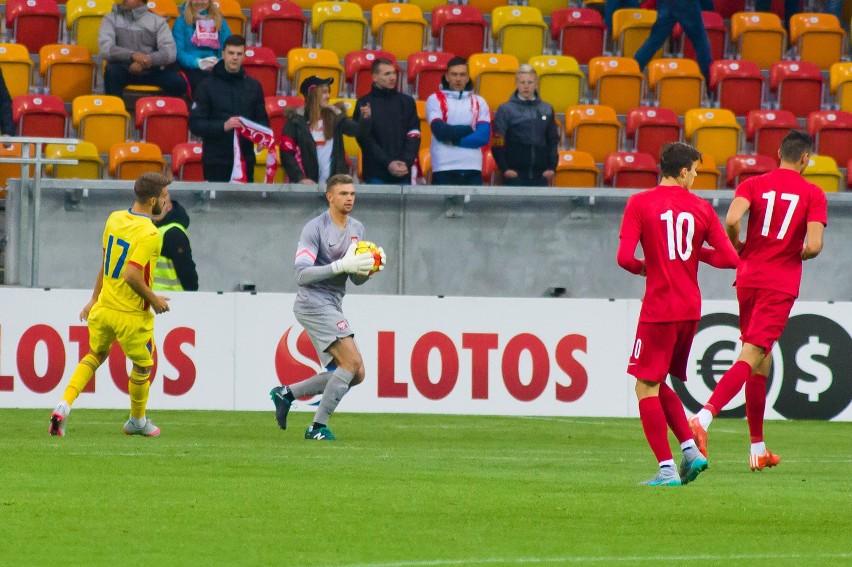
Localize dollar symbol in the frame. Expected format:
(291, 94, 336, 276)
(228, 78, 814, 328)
(794, 336, 832, 402)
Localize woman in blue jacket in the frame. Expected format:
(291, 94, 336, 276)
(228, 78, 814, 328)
(172, 0, 232, 98)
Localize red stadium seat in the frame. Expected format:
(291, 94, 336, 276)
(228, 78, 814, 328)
(5, 0, 62, 54)
(431, 5, 486, 60)
(603, 152, 658, 188)
(673, 11, 726, 62)
(550, 8, 606, 65)
(745, 109, 799, 163)
(243, 46, 281, 98)
(710, 60, 764, 118)
(171, 142, 204, 181)
(407, 51, 455, 101)
(250, 0, 307, 58)
(625, 107, 680, 160)
(135, 96, 189, 156)
(807, 110, 852, 168)
(726, 154, 775, 187)
(769, 60, 824, 118)
(12, 94, 68, 138)
(265, 95, 304, 141)
(344, 50, 398, 99)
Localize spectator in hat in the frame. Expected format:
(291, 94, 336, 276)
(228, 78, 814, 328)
(280, 76, 370, 185)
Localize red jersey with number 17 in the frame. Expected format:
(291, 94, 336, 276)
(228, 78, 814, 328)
(620, 185, 734, 323)
(735, 169, 828, 298)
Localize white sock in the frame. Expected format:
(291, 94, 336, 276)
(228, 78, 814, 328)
(697, 408, 713, 430)
(681, 439, 697, 452)
(751, 441, 766, 456)
(659, 459, 676, 469)
(56, 400, 70, 415)
(131, 416, 147, 427)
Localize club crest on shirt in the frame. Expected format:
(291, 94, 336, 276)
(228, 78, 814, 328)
(337, 320, 349, 331)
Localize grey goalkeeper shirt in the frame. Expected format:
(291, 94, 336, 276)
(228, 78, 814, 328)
(293, 211, 366, 314)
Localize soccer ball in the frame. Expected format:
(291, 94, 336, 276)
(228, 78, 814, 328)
(355, 240, 382, 274)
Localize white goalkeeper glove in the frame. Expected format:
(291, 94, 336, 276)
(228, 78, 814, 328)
(376, 247, 387, 271)
(331, 243, 375, 275)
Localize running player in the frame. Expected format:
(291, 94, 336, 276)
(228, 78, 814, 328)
(618, 142, 739, 486)
(49, 172, 172, 437)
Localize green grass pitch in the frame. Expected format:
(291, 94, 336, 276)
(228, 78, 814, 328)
(2, 409, 850, 567)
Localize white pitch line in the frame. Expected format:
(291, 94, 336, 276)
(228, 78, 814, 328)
(336, 552, 852, 567)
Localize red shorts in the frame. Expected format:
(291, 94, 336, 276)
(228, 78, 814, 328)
(737, 287, 795, 351)
(627, 320, 698, 382)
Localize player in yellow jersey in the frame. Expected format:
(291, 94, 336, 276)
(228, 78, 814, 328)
(49, 172, 173, 437)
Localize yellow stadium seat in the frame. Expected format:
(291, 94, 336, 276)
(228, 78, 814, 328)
(0, 43, 33, 98)
(406, 0, 444, 14)
(286, 48, 344, 98)
(564, 104, 621, 163)
(109, 141, 165, 180)
(468, 53, 519, 111)
(65, 0, 113, 54)
(371, 4, 428, 62)
(684, 108, 742, 167)
(312, 2, 367, 60)
(553, 150, 599, 187)
(647, 58, 705, 116)
(145, 0, 179, 28)
(528, 55, 583, 112)
(803, 154, 842, 192)
(587, 56, 644, 115)
(253, 147, 286, 183)
(214, 0, 246, 36)
(526, 0, 563, 17)
(416, 98, 430, 153)
(330, 97, 360, 167)
(0, 143, 33, 194)
(40, 44, 96, 102)
(611, 8, 660, 59)
(830, 62, 852, 112)
(417, 147, 431, 183)
(693, 154, 720, 190)
(730, 12, 787, 70)
(789, 13, 845, 71)
(72, 95, 130, 154)
(490, 6, 548, 64)
(45, 141, 102, 179)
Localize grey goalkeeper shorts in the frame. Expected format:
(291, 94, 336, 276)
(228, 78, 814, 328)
(294, 309, 355, 369)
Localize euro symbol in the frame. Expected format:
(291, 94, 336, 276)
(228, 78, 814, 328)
(697, 339, 737, 391)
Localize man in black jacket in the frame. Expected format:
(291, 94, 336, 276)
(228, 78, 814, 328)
(188, 35, 268, 182)
(353, 58, 420, 184)
(152, 194, 198, 291)
(492, 65, 559, 187)
(0, 70, 15, 137)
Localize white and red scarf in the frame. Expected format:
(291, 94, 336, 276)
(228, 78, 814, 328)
(231, 117, 279, 183)
(435, 89, 480, 128)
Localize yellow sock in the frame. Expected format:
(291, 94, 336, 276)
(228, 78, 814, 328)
(62, 353, 101, 406)
(128, 370, 151, 420)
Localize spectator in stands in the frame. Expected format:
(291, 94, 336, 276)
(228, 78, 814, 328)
(152, 193, 198, 291)
(189, 35, 268, 182)
(426, 57, 491, 186)
(99, 0, 187, 98)
(353, 58, 420, 185)
(633, 0, 712, 88)
(492, 65, 558, 187)
(0, 70, 15, 137)
(172, 0, 232, 98)
(280, 76, 368, 186)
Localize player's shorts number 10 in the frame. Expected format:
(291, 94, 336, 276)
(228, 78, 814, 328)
(660, 210, 695, 261)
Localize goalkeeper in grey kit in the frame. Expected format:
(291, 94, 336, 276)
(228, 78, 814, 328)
(270, 173, 386, 440)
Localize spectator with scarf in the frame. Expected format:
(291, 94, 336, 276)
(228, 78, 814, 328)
(189, 35, 268, 183)
(425, 56, 491, 186)
(173, 0, 232, 97)
(280, 76, 369, 185)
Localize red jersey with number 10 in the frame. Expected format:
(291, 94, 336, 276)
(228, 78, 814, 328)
(620, 185, 733, 323)
(735, 169, 828, 298)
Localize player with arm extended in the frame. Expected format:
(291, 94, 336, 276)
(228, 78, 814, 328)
(270, 174, 387, 440)
(49, 172, 172, 437)
(618, 142, 739, 486)
(688, 130, 828, 471)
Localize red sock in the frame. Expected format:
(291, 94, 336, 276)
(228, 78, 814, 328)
(658, 382, 691, 444)
(639, 396, 672, 463)
(745, 373, 768, 443)
(706, 360, 752, 416)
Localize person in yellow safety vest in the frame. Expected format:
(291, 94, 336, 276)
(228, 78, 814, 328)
(152, 193, 198, 291)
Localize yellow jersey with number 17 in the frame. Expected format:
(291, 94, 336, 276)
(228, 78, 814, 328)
(97, 209, 161, 313)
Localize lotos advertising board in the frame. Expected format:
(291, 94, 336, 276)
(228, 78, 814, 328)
(1, 289, 850, 421)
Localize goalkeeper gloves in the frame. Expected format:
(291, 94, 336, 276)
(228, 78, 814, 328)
(331, 243, 375, 276)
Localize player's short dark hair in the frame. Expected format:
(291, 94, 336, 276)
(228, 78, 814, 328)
(371, 57, 395, 74)
(224, 35, 246, 49)
(446, 56, 468, 71)
(134, 172, 170, 202)
(779, 130, 813, 163)
(326, 173, 354, 193)
(660, 142, 702, 179)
